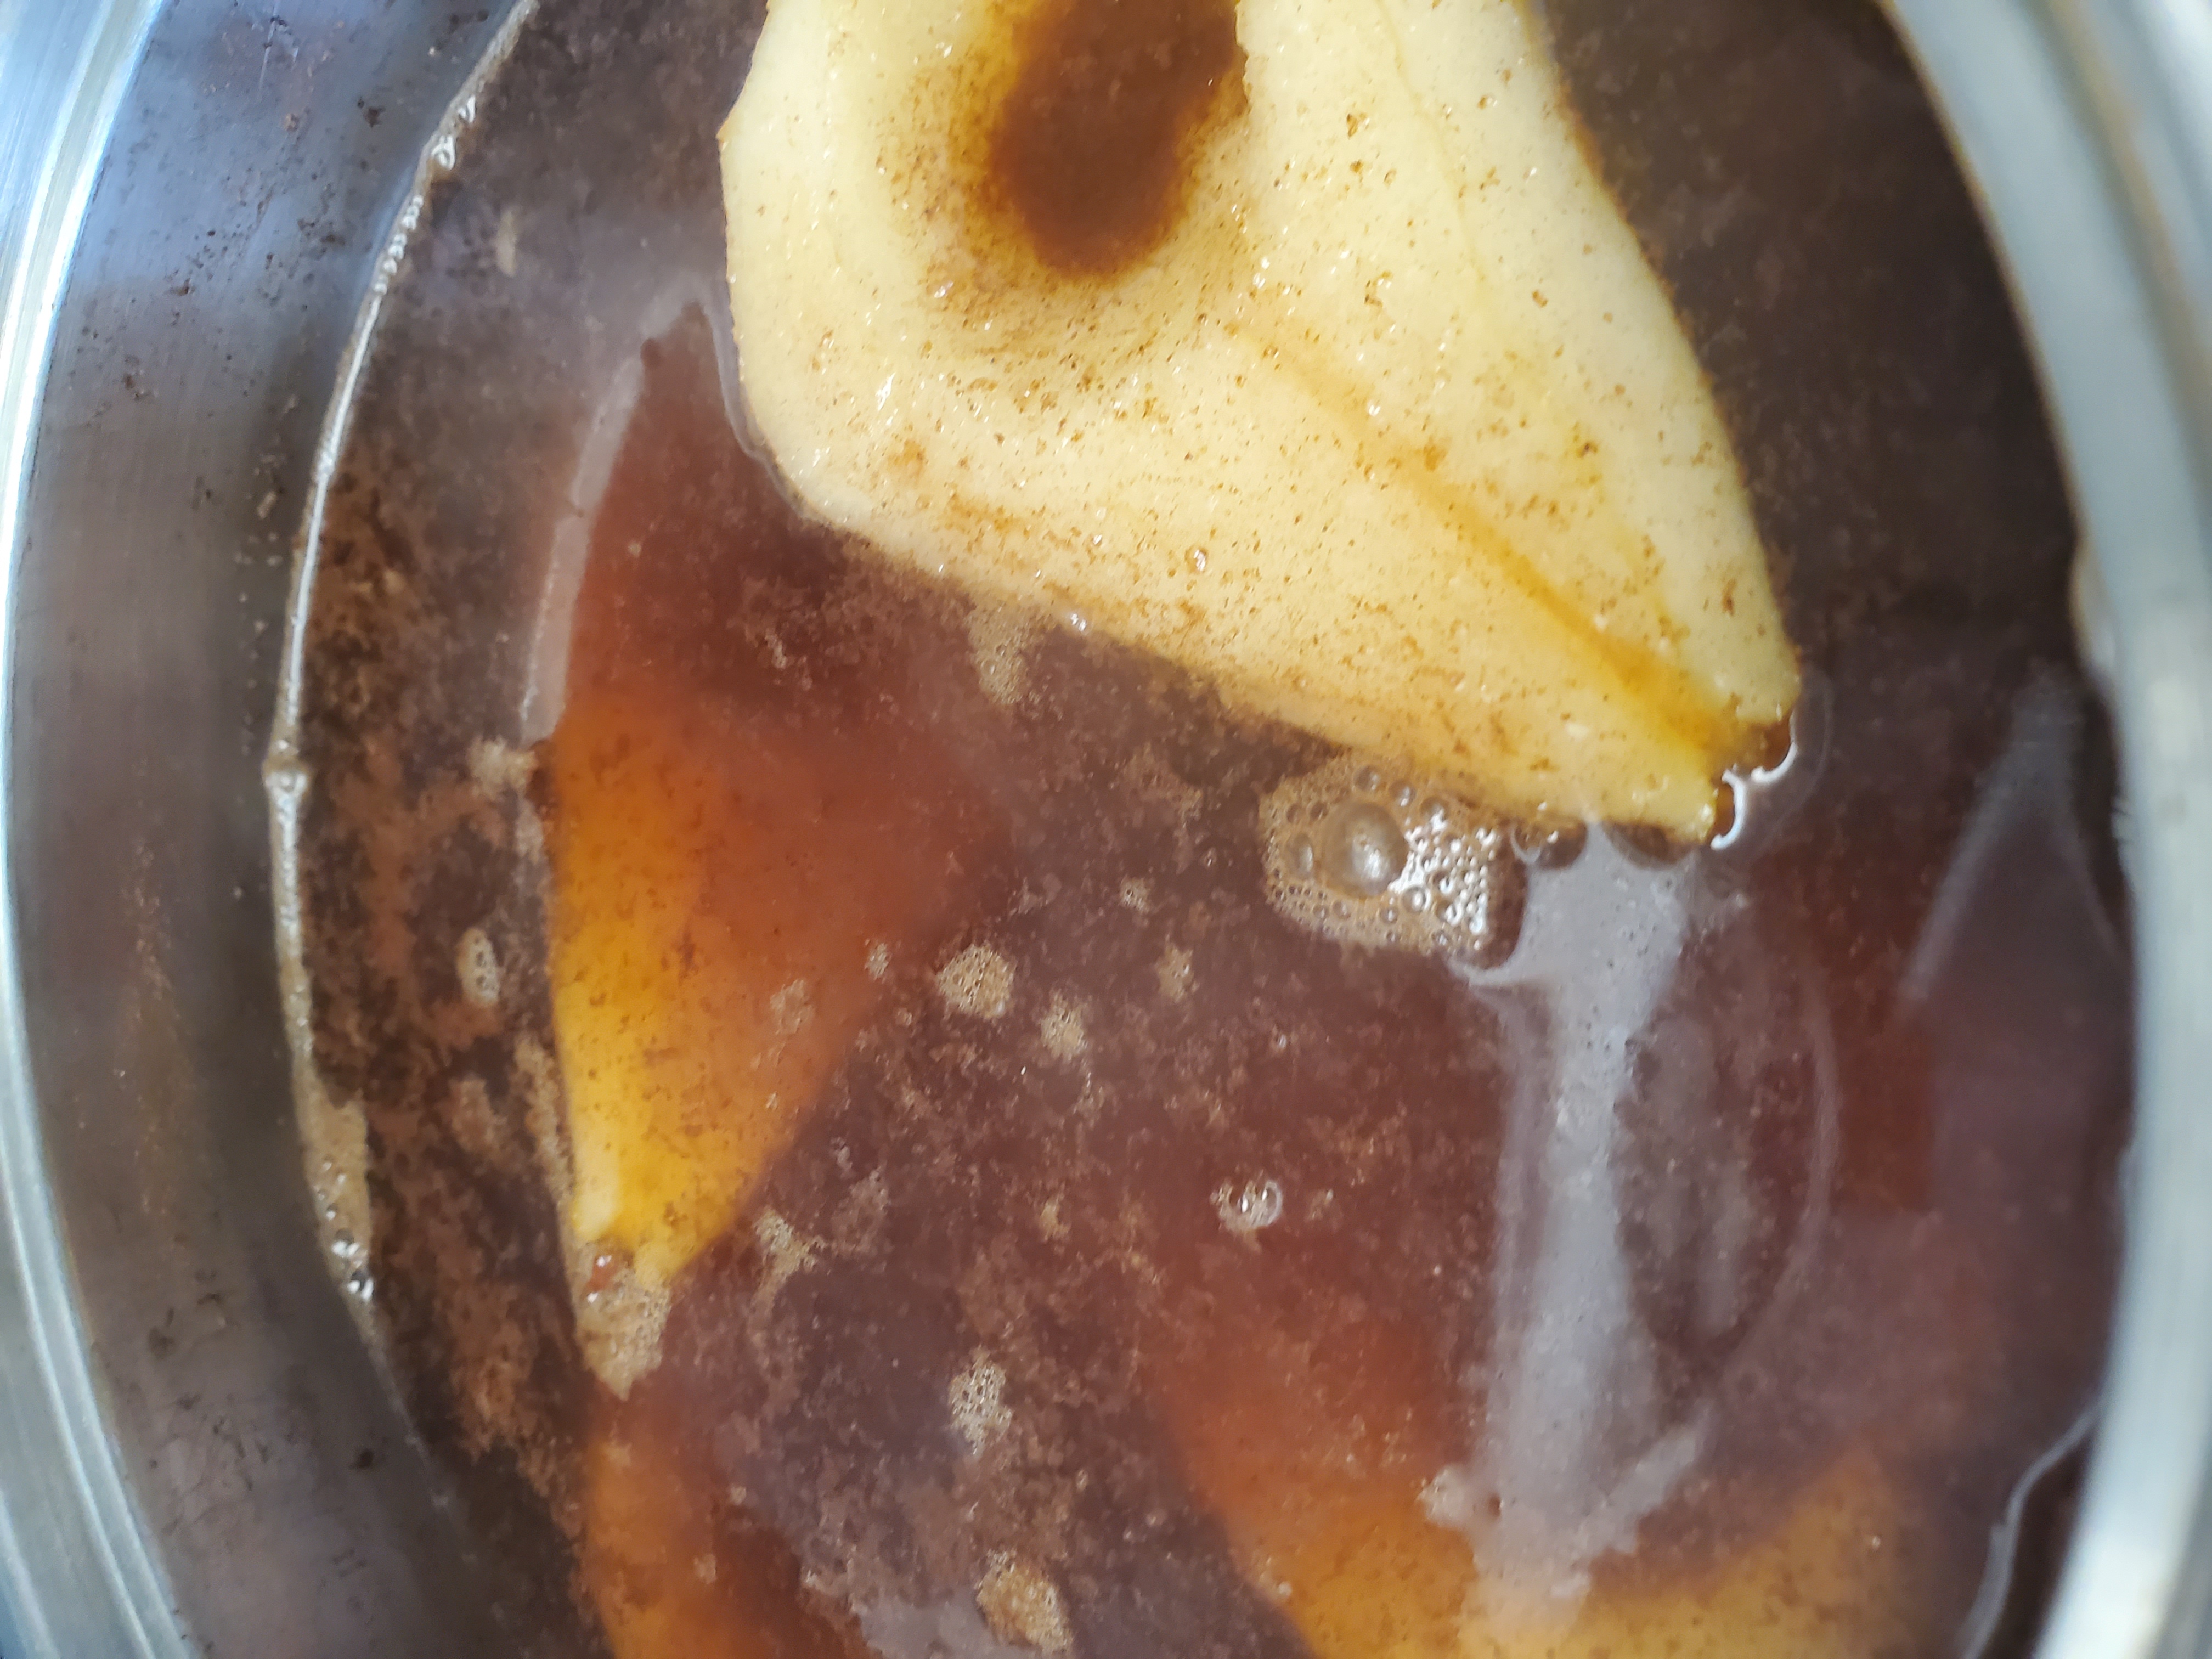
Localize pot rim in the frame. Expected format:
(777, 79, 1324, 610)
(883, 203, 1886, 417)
(0, 5, 187, 1655)
(1886, 2, 2212, 1653)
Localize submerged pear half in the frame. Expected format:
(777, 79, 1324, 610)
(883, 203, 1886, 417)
(721, 0, 1797, 836)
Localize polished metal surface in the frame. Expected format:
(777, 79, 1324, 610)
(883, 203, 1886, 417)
(2, 0, 2211, 1655)
(1883, 3, 2212, 1654)
(0, 12, 177, 1655)
(0, 2, 527, 1654)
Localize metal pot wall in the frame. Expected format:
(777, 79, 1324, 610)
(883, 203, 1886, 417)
(2, 2, 2210, 1655)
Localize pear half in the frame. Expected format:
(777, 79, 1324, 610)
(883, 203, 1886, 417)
(722, 0, 1797, 836)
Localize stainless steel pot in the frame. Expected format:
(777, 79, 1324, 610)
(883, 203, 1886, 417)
(2, 2, 2210, 1655)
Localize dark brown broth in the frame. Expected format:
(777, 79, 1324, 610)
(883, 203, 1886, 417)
(285, 1, 2129, 1655)
(984, 0, 1244, 274)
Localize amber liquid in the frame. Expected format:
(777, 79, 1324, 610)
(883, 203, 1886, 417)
(533, 305, 2125, 1659)
(286, 2, 2129, 1655)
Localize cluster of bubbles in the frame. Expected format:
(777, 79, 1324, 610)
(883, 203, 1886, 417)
(329, 1228, 373, 1302)
(1260, 757, 1538, 967)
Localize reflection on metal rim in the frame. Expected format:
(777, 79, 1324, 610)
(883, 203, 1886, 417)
(1883, 2, 2212, 1656)
(0, 7, 189, 1658)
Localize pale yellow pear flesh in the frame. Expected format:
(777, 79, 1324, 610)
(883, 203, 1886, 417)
(721, 0, 1798, 836)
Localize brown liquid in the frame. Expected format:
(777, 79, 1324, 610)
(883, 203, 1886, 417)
(984, 0, 1243, 274)
(539, 304, 2122, 1659)
(284, 1, 2128, 1655)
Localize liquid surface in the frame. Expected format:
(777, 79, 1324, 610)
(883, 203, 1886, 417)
(541, 309, 2116, 1659)
(281, 2, 2129, 1656)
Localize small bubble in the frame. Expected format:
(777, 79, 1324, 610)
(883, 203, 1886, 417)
(1514, 820, 1588, 868)
(1188, 546, 1209, 573)
(1606, 822, 1692, 868)
(1353, 766, 1383, 794)
(1393, 783, 1416, 809)
(1407, 889, 1431, 913)
(1156, 944, 1194, 1003)
(455, 927, 500, 1008)
(1316, 801, 1408, 897)
(1290, 835, 1316, 877)
(1213, 1177, 1284, 1234)
(1422, 797, 1451, 827)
